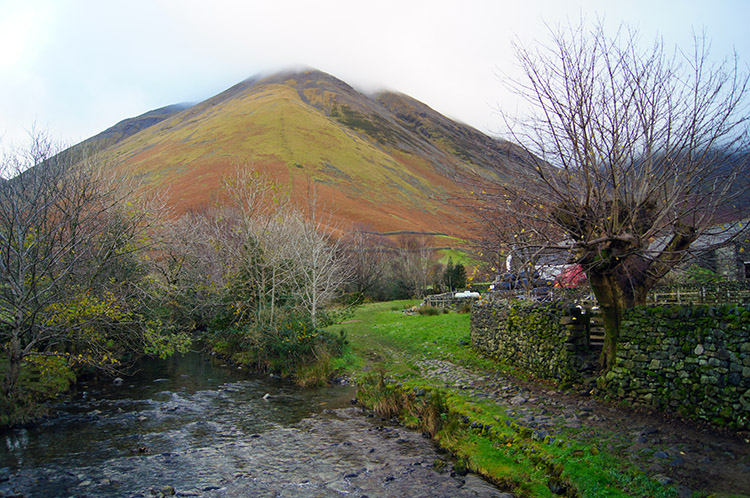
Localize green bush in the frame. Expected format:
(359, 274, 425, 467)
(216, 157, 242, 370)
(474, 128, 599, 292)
(206, 310, 347, 379)
(294, 350, 335, 387)
(356, 369, 404, 419)
(0, 392, 48, 428)
(0, 354, 77, 428)
(685, 264, 726, 284)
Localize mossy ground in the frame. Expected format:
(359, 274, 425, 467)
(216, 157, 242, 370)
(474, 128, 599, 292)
(326, 301, 748, 498)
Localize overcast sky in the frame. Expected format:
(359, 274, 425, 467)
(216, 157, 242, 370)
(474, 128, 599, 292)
(1, 0, 748, 150)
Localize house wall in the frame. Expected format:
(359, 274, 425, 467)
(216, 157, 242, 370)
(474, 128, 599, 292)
(700, 238, 750, 282)
(716, 245, 741, 280)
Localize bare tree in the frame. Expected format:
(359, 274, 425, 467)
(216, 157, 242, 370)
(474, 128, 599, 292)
(342, 230, 388, 301)
(169, 169, 350, 331)
(219, 168, 292, 328)
(392, 235, 435, 298)
(153, 211, 230, 330)
(289, 186, 351, 328)
(482, 21, 750, 366)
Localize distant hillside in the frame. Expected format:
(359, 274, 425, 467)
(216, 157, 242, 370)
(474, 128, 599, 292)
(72, 70, 534, 243)
(81, 103, 193, 151)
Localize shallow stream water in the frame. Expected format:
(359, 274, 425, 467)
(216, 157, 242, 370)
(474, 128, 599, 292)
(0, 352, 503, 497)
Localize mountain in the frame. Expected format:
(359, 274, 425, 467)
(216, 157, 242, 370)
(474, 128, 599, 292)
(83, 103, 193, 150)
(79, 69, 532, 242)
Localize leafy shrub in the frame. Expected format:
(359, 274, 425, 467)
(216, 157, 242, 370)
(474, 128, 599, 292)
(206, 327, 245, 357)
(356, 369, 403, 419)
(294, 350, 335, 387)
(316, 306, 356, 327)
(0, 392, 48, 429)
(208, 310, 347, 379)
(685, 264, 726, 284)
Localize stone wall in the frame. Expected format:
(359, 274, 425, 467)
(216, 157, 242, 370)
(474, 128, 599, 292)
(470, 301, 595, 384)
(471, 300, 750, 429)
(601, 305, 750, 429)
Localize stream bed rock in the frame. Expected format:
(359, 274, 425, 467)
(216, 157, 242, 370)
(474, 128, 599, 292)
(0, 352, 507, 498)
(1, 408, 505, 498)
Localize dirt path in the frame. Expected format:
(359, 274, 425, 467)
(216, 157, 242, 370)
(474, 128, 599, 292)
(415, 358, 750, 496)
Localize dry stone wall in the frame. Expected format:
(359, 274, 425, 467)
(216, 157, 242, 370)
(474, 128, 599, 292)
(470, 301, 595, 385)
(471, 300, 750, 429)
(601, 305, 750, 429)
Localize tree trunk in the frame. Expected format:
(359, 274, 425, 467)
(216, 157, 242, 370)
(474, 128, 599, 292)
(3, 333, 22, 397)
(587, 272, 627, 369)
(270, 266, 276, 327)
(310, 272, 318, 329)
(599, 302, 622, 369)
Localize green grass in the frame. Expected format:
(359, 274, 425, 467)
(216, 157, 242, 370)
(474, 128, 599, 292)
(328, 300, 496, 378)
(325, 301, 682, 498)
(435, 246, 477, 266)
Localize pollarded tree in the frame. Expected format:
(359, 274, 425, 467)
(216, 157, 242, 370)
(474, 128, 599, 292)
(483, 21, 750, 367)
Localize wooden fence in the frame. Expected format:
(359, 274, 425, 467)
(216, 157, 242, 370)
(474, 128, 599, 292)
(646, 286, 750, 305)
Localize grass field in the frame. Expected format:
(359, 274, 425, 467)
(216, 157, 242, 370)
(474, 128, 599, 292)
(329, 300, 493, 375)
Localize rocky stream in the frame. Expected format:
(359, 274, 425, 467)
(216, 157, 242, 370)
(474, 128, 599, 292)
(0, 352, 506, 498)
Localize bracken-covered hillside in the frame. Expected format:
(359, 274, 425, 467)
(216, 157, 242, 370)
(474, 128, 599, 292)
(76, 69, 533, 242)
